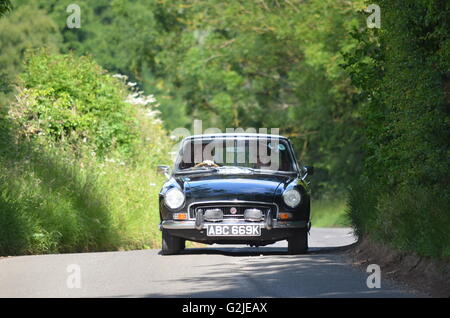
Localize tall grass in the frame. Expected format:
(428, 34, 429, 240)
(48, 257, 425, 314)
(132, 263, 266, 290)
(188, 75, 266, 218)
(311, 199, 349, 228)
(0, 140, 170, 255)
(0, 107, 172, 256)
(97, 156, 166, 250)
(0, 145, 113, 254)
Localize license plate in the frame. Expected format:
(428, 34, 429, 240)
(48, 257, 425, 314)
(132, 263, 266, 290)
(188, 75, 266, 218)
(206, 224, 261, 237)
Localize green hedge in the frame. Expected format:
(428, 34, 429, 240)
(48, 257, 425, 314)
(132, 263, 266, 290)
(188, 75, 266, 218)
(344, 0, 449, 259)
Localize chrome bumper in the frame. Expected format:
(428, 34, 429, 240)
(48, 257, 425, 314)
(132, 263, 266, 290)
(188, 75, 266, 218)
(160, 219, 309, 230)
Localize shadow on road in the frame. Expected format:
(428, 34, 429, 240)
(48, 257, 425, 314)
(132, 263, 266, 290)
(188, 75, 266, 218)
(160, 242, 358, 257)
(122, 242, 413, 298)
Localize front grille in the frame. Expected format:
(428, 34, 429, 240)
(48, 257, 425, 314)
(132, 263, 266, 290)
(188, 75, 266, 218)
(189, 202, 276, 220)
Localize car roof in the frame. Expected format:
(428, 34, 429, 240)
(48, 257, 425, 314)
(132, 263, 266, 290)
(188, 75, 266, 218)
(184, 133, 288, 141)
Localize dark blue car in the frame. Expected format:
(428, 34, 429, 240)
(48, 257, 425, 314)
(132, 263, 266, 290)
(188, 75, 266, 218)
(157, 133, 314, 255)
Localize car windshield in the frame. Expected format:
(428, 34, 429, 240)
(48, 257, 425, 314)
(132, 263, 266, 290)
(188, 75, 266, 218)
(175, 138, 296, 172)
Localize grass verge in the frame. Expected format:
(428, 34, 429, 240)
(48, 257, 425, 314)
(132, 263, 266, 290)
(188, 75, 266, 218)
(311, 199, 349, 228)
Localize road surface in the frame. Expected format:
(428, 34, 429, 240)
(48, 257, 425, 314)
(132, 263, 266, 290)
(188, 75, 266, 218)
(0, 228, 418, 297)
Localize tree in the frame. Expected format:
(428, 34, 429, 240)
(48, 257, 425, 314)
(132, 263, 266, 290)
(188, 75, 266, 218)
(0, 3, 61, 106)
(154, 0, 367, 195)
(5, 0, 369, 196)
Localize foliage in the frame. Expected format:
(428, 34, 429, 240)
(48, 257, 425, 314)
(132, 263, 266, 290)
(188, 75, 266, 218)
(0, 0, 11, 17)
(344, 0, 450, 259)
(22, 0, 193, 132)
(3, 0, 368, 197)
(311, 199, 349, 228)
(1, 1, 448, 258)
(0, 129, 170, 255)
(0, 139, 119, 255)
(0, 2, 61, 105)
(0, 51, 172, 255)
(153, 0, 367, 196)
(9, 50, 139, 157)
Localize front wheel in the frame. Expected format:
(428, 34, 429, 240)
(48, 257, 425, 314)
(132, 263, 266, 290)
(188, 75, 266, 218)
(161, 229, 185, 255)
(287, 229, 308, 255)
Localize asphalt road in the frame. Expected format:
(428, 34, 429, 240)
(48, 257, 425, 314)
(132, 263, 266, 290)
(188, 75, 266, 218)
(0, 228, 418, 298)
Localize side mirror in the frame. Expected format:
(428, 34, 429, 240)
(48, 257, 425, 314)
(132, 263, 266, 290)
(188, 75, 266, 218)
(157, 165, 171, 180)
(302, 165, 314, 179)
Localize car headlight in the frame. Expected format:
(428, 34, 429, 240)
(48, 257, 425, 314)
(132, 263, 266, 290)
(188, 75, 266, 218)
(164, 188, 185, 209)
(283, 189, 301, 208)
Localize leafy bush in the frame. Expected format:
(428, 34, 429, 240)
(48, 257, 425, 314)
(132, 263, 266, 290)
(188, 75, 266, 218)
(9, 50, 138, 157)
(0, 51, 172, 255)
(344, 0, 450, 259)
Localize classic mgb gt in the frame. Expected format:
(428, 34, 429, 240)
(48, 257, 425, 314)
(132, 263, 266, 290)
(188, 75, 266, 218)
(157, 133, 314, 255)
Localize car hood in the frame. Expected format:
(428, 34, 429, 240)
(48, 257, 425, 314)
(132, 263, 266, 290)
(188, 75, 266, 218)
(179, 174, 295, 203)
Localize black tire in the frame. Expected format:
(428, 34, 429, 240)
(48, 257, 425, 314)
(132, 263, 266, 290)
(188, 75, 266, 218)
(287, 229, 308, 255)
(161, 229, 185, 255)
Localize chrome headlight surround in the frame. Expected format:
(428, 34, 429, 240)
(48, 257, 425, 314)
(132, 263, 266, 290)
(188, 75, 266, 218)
(164, 188, 185, 210)
(282, 188, 301, 208)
